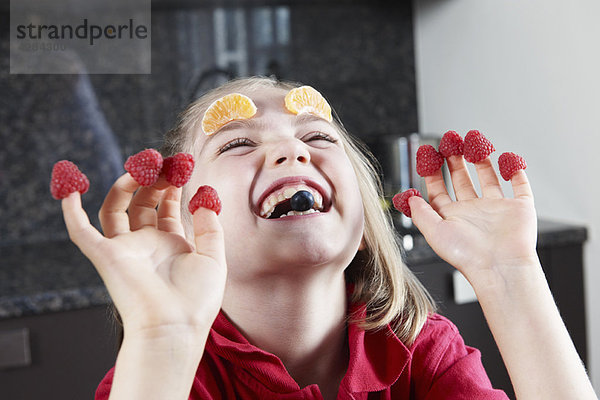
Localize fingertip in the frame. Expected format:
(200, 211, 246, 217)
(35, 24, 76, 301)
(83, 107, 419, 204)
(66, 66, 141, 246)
(425, 167, 445, 181)
(472, 156, 494, 170)
(510, 169, 534, 199)
(61, 191, 85, 224)
(446, 154, 466, 168)
(153, 174, 171, 191)
(407, 194, 442, 236)
(192, 206, 222, 233)
(161, 185, 182, 201)
(512, 168, 527, 180)
(407, 195, 426, 221)
(191, 206, 226, 265)
(115, 172, 141, 193)
(61, 191, 81, 210)
(408, 193, 426, 209)
(60, 191, 104, 250)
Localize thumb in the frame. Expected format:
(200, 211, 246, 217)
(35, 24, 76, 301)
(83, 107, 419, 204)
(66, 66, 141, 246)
(408, 195, 442, 241)
(192, 207, 226, 267)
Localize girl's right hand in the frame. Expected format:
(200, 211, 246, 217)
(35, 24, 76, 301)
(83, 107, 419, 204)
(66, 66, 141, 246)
(60, 173, 227, 342)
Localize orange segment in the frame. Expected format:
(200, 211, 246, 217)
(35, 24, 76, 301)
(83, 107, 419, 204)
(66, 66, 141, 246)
(284, 86, 332, 122)
(201, 93, 258, 135)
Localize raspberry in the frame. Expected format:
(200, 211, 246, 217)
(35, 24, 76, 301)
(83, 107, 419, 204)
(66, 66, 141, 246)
(416, 145, 444, 177)
(438, 130, 464, 158)
(189, 185, 222, 215)
(50, 160, 90, 200)
(124, 149, 163, 186)
(498, 152, 527, 181)
(392, 189, 422, 218)
(163, 153, 195, 188)
(463, 130, 495, 163)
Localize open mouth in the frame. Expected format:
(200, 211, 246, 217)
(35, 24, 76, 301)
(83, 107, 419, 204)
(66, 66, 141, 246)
(257, 184, 331, 219)
(266, 197, 324, 219)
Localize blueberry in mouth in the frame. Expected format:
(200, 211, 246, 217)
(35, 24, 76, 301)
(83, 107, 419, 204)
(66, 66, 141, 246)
(290, 190, 314, 212)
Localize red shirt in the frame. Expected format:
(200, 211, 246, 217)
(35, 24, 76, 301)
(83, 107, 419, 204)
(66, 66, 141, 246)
(96, 303, 508, 399)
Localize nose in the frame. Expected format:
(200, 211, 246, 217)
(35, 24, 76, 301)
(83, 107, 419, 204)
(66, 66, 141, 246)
(265, 137, 311, 167)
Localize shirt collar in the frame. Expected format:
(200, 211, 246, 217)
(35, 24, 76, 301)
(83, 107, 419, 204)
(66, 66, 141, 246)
(207, 294, 411, 394)
(341, 302, 411, 392)
(208, 307, 302, 392)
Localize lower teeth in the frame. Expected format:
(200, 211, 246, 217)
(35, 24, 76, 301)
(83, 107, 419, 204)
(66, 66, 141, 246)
(279, 209, 320, 218)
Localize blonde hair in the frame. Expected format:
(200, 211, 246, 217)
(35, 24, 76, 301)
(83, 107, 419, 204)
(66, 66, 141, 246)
(161, 76, 436, 345)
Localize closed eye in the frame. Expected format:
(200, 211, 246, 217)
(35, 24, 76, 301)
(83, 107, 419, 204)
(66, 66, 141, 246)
(305, 131, 338, 143)
(217, 132, 338, 154)
(217, 137, 254, 154)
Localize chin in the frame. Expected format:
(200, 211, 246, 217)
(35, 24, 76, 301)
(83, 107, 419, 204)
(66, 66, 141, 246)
(276, 238, 345, 266)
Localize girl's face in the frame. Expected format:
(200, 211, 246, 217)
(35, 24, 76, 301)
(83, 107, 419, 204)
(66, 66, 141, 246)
(190, 87, 364, 280)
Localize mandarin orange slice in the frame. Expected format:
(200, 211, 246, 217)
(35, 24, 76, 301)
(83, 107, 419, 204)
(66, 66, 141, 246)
(201, 93, 258, 135)
(284, 86, 332, 122)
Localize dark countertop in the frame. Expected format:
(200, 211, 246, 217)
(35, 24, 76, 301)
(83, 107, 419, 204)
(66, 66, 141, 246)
(398, 219, 588, 266)
(0, 219, 588, 320)
(0, 240, 109, 319)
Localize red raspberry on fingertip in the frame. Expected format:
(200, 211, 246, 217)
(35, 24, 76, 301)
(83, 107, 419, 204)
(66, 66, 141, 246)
(416, 145, 444, 177)
(463, 130, 495, 163)
(392, 188, 422, 218)
(189, 185, 222, 215)
(124, 148, 163, 186)
(498, 152, 527, 181)
(163, 153, 194, 187)
(50, 160, 90, 200)
(438, 130, 464, 158)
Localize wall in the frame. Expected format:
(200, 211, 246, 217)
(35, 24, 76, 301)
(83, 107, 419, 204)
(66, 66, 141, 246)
(413, 0, 600, 391)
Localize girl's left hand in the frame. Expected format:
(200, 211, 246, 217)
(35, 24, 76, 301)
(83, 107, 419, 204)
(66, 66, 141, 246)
(408, 156, 538, 291)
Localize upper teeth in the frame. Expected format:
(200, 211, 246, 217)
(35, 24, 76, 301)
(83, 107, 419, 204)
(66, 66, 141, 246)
(260, 184, 323, 218)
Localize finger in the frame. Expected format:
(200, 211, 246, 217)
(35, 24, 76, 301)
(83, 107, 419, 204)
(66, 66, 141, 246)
(423, 169, 453, 211)
(157, 186, 186, 236)
(62, 192, 105, 261)
(445, 155, 478, 200)
(193, 207, 226, 266)
(474, 158, 504, 199)
(98, 174, 140, 237)
(408, 195, 443, 242)
(128, 188, 164, 231)
(128, 175, 172, 231)
(510, 170, 534, 200)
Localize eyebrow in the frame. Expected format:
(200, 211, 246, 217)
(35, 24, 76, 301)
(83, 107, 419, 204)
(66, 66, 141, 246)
(203, 113, 334, 147)
(203, 118, 265, 147)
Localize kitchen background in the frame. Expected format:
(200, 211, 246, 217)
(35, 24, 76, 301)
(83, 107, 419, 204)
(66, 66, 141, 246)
(0, 0, 598, 398)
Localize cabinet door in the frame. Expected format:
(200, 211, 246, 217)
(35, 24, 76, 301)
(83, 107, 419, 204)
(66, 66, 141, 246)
(537, 245, 587, 367)
(0, 306, 118, 399)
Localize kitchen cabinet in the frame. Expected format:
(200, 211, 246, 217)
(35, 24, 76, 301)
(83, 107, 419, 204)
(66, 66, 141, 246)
(0, 306, 117, 398)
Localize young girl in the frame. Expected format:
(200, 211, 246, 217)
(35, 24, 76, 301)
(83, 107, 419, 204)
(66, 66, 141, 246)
(60, 76, 596, 399)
